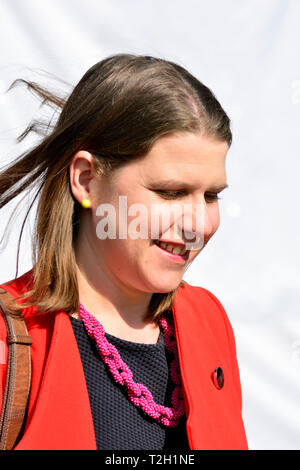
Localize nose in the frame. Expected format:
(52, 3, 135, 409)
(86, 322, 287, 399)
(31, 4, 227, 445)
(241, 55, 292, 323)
(178, 198, 213, 251)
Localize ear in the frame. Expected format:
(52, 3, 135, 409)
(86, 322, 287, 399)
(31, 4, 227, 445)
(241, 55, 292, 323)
(69, 151, 96, 204)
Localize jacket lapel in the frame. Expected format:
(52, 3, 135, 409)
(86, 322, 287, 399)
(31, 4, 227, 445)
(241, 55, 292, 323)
(173, 284, 247, 450)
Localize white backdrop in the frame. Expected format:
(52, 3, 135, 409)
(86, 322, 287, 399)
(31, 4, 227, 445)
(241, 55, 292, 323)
(1, 0, 300, 450)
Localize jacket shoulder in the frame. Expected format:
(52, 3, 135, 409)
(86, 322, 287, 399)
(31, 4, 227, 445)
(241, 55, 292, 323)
(0, 268, 34, 373)
(0, 268, 34, 300)
(178, 281, 233, 333)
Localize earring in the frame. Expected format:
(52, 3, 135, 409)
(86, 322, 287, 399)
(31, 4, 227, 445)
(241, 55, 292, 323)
(81, 198, 91, 208)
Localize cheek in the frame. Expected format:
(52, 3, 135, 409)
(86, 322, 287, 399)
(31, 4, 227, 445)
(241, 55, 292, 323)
(97, 239, 136, 278)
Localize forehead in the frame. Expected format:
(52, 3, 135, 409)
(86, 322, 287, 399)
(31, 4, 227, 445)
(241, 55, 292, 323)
(143, 132, 228, 167)
(124, 132, 228, 183)
(108, 132, 229, 191)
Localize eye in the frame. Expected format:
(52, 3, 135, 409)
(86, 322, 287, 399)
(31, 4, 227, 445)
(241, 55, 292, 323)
(154, 190, 222, 202)
(154, 190, 187, 199)
(205, 193, 222, 203)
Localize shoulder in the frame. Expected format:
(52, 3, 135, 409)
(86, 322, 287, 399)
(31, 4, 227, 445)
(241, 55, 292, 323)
(0, 269, 33, 342)
(0, 268, 54, 334)
(0, 268, 34, 302)
(0, 269, 37, 330)
(177, 281, 233, 330)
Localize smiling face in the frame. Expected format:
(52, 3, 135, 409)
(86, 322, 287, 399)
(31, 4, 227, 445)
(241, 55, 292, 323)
(73, 132, 228, 296)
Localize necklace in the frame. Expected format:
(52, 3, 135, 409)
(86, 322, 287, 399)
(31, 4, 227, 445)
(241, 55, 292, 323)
(79, 303, 185, 427)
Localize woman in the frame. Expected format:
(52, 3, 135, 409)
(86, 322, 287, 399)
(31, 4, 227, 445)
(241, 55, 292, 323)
(0, 53, 248, 450)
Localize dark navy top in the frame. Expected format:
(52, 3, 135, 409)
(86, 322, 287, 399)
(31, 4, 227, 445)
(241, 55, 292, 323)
(70, 316, 190, 450)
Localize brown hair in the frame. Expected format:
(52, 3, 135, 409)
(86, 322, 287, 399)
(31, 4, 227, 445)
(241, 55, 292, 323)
(0, 53, 232, 321)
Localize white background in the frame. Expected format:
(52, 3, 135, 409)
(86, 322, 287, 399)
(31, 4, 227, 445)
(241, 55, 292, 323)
(0, 0, 300, 450)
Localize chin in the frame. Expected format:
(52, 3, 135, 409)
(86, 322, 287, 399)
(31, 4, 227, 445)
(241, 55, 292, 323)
(146, 276, 183, 294)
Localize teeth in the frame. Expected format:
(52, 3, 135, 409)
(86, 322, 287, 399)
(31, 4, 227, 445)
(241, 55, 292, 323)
(172, 246, 184, 255)
(155, 240, 187, 255)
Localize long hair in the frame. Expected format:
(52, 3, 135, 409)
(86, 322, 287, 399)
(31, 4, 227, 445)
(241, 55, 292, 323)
(0, 53, 232, 321)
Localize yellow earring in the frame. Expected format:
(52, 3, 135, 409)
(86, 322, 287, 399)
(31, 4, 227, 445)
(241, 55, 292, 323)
(81, 198, 91, 209)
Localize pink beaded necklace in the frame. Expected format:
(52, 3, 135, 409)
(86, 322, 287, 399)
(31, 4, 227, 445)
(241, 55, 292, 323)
(79, 303, 185, 427)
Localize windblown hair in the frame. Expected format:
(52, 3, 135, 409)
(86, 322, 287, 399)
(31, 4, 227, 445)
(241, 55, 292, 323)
(0, 53, 232, 321)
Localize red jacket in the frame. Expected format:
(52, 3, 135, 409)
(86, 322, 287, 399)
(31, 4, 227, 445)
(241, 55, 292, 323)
(0, 269, 248, 450)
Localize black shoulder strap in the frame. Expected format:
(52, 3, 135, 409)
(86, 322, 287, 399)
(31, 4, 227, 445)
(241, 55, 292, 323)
(0, 291, 32, 450)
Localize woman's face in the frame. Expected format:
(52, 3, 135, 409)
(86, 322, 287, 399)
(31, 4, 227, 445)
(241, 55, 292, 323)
(76, 132, 228, 295)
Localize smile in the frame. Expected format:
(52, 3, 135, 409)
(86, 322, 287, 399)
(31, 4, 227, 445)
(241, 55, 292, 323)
(153, 240, 187, 255)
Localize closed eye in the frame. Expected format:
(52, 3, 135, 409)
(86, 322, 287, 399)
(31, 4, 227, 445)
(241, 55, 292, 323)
(153, 190, 187, 199)
(154, 190, 222, 202)
(205, 193, 222, 202)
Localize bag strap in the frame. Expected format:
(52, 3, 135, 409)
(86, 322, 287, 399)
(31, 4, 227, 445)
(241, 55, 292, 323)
(0, 291, 32, 450)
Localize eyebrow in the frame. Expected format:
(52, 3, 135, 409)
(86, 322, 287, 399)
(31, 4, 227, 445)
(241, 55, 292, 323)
(150, 179, 229, 191)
